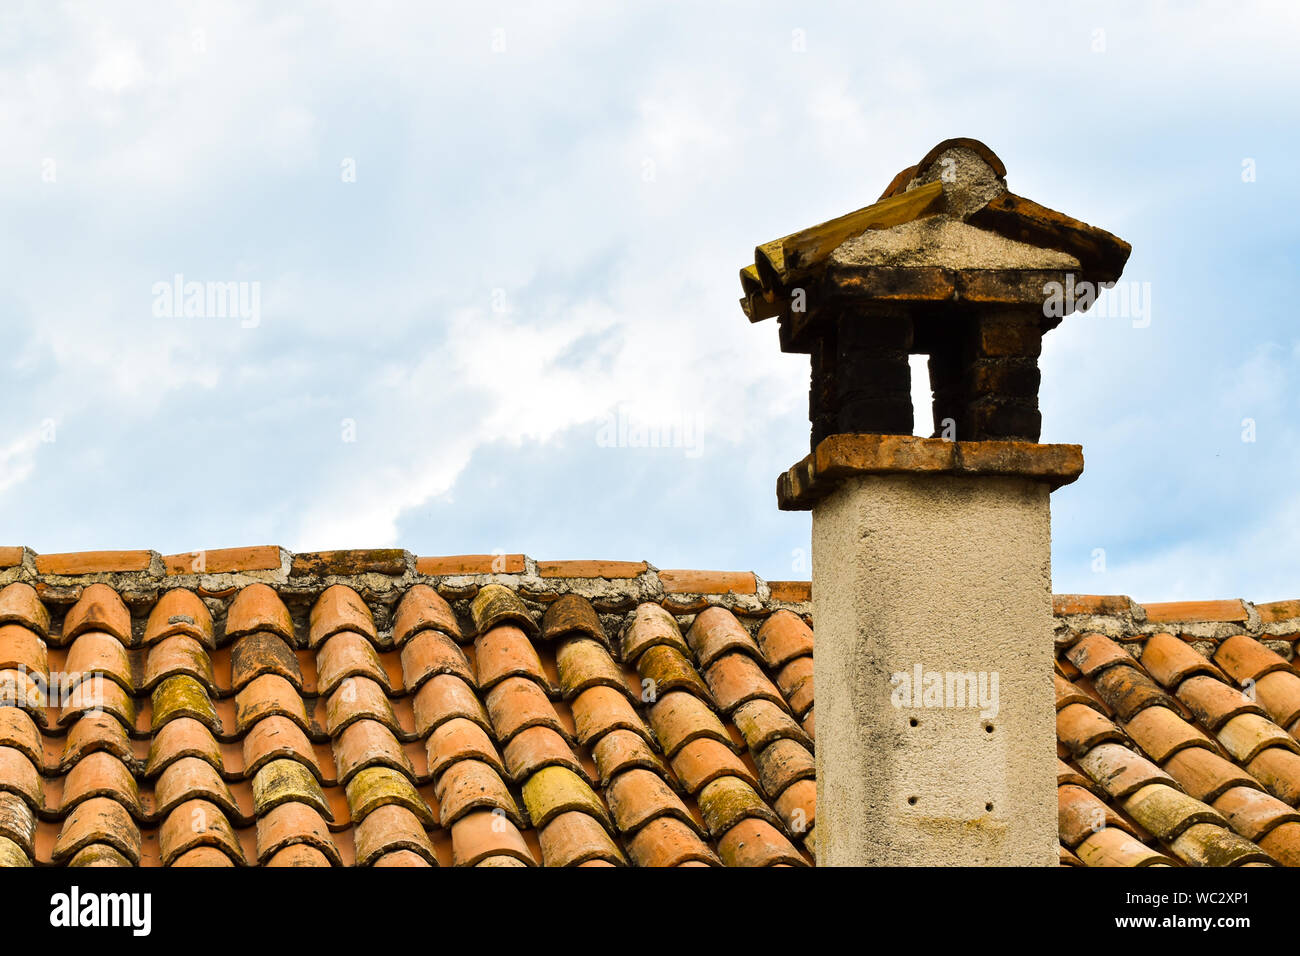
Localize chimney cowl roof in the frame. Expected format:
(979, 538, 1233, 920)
(739, 137, 1132, 330)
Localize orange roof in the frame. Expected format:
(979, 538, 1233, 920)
(1, 546, 1297, 867)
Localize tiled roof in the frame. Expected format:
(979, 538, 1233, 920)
(2, 546, 1298, 866)
(0, 548, 813, 867)
(1053, 595, 1300, 867)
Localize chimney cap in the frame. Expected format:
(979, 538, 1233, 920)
(739, 137, 1131, 329)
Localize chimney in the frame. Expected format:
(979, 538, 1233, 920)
(741, 139, 1130, 865)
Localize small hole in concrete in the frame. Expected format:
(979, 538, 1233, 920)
(908, 717, 918, 727)
(985, 802, 994, 812)
(984, 723, 994, 734)
(907, 795, 918, 806)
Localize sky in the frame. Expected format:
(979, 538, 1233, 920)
(2, 1, 1299, 602)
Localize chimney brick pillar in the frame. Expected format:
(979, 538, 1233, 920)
(746, 136, 1130, 866)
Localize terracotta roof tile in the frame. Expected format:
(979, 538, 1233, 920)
(541, 595, 607, 646)
(1214, 634, 1294, 683)
(309, 584, 377, 648)
(240, 715, 317, 781)
(411, 674, 490, 737)
(1162, 746, 1260, 803)
(556, 637, 629, 700)
(230, 632, 302, 692)
(754, 738, 815, 799)
(1065, 633, 1135, 678)
(1254, 670, 1300, 728)
(1075, 825, 1173, 867)
(716, 817, 806, 867)
(732, 699, 814, 753)
(537, 809, 626, 866)
(1077, 743, 1179, 799)
(0, 583, 50, 637)
(485, 676, 569, 744)
(756, 609, 813, 668)
(605, 768, 699, 836)
(626, 816, 719, 866)
(1140, 632, 1226, 687)
(53, 796, 142, 864)
(767, 581, 811, 603)
(334, 719, 414, 784)
(571, 686, 650, 748)
(637, 644, 712, 704)
(316, 632, 390, 695)
(622, 603, 690, 663)
(470, 584, 537, 638)
(393, 584, 462, 646)
(1122, 705, 1216, 763)
(502, 725, 586, 783)
(435, 759, 522, 828)
(1178, 675, 1268, 730)
(776, 657, 815, 717)
(154, 757, 238, 819)
(144, 635, 216, 693)
(672, 738, 758, 794)
(450, 808, 535, 866)
(686, 607, 761, 669)
(225, 584, 294, 643)
(326, 676, 399, 736)
(1211, 785, 1300, 841)
(704, 652, 788, 715)
(428, 717, 508, 781)
(1091, 665, 1174, 721)
(0, 625, 48, 680)
(697, 775, 785, 837)
(1056, 702, 1124, 757)
(353, 803, 435, 866)
(1217, 714, 1298, 764)
(649, 691, 733, 757)
(63, 583, 133, 644)
(591, 730, 670, 787)
(1168, 822, 1275, 866)
(475, 624, 548, 691)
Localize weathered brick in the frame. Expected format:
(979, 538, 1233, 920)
(290, 549, 407, 577)
(769, 581, 812, 603)
(34, 551, 153, 575)
(659, 570, 757, 595)
(1142, 600, 1248, 625)
(163, 546, 282, 575)
(1053, 594, 1132, 617)
(537, 560, 647, 579)
(417, 554, 526, 575)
